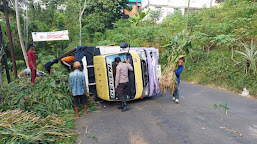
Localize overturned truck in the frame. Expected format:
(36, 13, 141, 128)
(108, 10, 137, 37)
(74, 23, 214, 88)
(51, 44, 161, 101)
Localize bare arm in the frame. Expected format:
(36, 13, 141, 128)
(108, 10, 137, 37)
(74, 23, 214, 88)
(30, 60, 36, 70)
(126, 59, 133, 71)
(69, 75, 73, 96)
(127, 64, 133, 71)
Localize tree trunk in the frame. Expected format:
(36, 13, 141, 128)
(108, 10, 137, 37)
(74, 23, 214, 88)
(0, 58, 3, 86)
(185, 0, 190, 35)
(0, 24, 10, 83)
(26, 7, 28, 51)
(0, 44, 4, 86)
(15, 0, 29, 67)
(79, 0, 87, 46)
(0, 47, 4, 86)
(2, 0, 17, 78)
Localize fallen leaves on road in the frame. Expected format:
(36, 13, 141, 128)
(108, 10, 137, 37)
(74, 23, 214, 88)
(220, 127, 243, 137)
(209, 103, 229, 115)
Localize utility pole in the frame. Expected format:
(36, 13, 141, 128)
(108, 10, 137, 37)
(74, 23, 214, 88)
(2, 0, 17, 78)
(185, 0, 190, 35)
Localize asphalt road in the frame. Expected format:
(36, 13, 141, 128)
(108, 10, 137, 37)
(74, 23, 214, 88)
(75, 82, 257, 144)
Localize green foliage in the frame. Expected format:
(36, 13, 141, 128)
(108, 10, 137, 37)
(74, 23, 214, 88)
(0, 72, 99, 143)
(160, 33, 192, 65)
(1, 0, 256, 98)
(1, 72, 72, 115)
(210, 103, 229, 115)
(97, 40, 114, 46)
(128, 9, 150, 26)
(235, 39, 257, 75)
(149, 9, 163, 23)
(211, 34, 237, 47)
(161, 9, 186, 35)
(83, 0, 131, 39)
(0, 109, 77, 144)
(182, 49, 257, 96)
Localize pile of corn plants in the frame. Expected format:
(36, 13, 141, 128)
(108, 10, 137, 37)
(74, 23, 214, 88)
(0, 109, 77, 143)
(159, 54, 179, 94)
(159, 33, 189, 94)
(0, 72, 72, 116)
(0, 72, 100, 143)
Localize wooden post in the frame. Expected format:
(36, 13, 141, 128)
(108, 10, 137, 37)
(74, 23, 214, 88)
(2, 0, 17, 78)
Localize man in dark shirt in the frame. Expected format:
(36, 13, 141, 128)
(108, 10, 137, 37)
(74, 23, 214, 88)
(115, 57, 133, 112)
(27, 43, 37, 83)
(45, 59, 58, 74)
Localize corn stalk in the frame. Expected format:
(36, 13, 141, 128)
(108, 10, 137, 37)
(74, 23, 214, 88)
(0, 109, 77, 143)
(1, 72, 72, 115)
(159, 54, 180, 94)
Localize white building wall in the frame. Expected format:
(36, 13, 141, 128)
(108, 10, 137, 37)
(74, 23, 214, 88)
(142, 0, 216, 23)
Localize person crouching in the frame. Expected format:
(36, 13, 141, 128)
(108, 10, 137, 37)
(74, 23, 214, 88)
(69, 61, 88, 119)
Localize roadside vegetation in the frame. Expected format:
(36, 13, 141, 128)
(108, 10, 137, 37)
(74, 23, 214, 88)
(1, 0, 256, 96)
(0, 0, 256, 143)
(100, 0, 257, 95)
(0, 72, 98, 143)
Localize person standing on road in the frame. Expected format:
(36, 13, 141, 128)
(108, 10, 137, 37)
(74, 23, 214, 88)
(69, 61, 88, 119)
(115, 57, 133, 112)
(172, 57, 184, 103)
(27, 43, 37, 83)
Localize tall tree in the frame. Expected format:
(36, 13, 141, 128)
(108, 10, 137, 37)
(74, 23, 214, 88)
(0, 44, 4, 85)
(79, 0, 87, 46)
(2, 0, 17, 78)
(84, 0, 131, 36)
(15, 0, 29, 67)
(0, 24, 11, 84)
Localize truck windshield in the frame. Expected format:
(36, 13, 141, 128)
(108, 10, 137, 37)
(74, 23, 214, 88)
(105, 53, 136, 100)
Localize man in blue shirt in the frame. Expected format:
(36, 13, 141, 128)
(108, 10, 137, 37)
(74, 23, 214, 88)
(172, 57, 184, 103)
(69, 61, 88, 119)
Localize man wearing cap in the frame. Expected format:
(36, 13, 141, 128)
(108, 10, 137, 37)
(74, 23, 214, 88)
(69, 61, 88, 119)
(27, 43, 37, 83)
(115, 57, 133, 112)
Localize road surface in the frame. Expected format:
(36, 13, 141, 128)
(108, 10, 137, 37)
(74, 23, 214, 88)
(75, 82, 257, 144)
